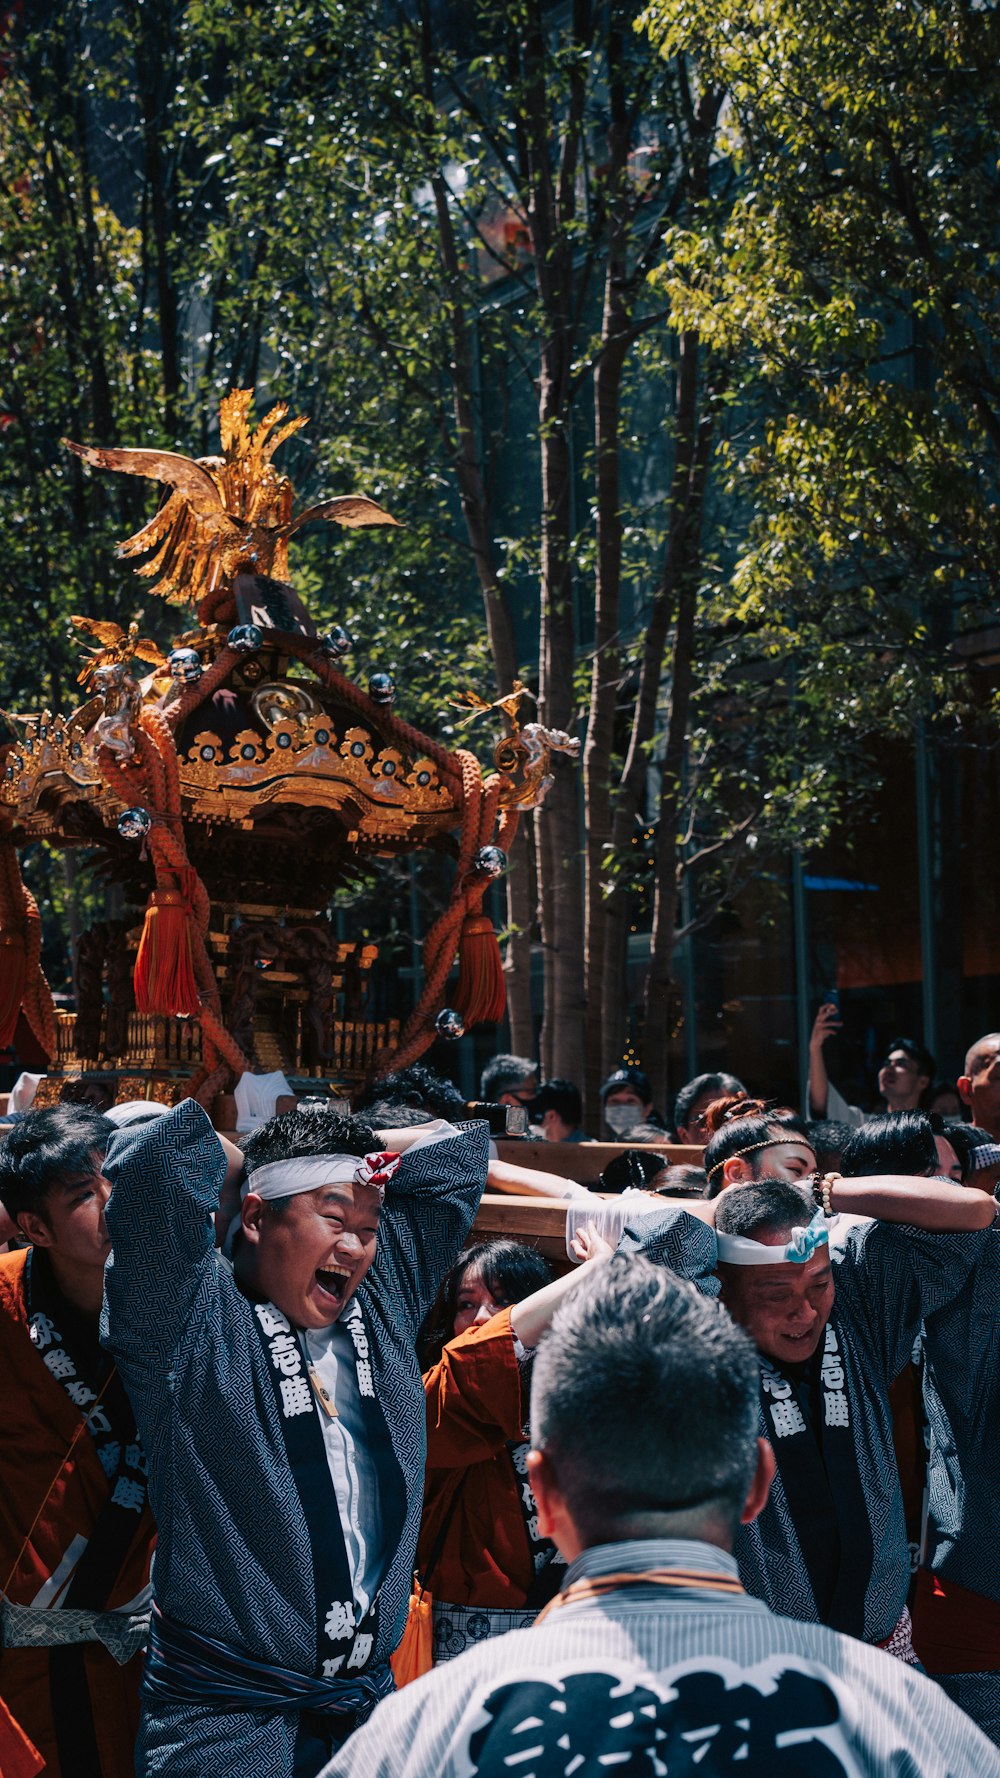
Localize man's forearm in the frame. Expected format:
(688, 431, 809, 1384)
(488, 1158, 589, 1201)
(831, 1176, 997, 1230)
(808, 1045, 830, 1119)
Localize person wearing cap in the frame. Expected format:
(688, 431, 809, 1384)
(599, 1066, 667, 1141)
(615, 1130, 996, 1660)
(98, 1097, 488, 1778)
(318, 1259, 999, 1778)
(0, 1104, 157, 1778)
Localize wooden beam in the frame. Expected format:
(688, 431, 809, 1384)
(470, 1193, 575, 1267)
(494, 1138, 702, 1183)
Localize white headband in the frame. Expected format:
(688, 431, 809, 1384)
(244, 1151, 401, 1204)
(716, 1209, 830, 1268)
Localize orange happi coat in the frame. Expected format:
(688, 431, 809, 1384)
(0, 1248, 156, 1778)
(418, 1307, 541, 1609)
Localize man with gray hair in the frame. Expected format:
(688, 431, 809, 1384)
(319, 1260, 997, 1777)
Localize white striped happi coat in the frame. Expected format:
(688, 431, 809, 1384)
(319, 1539, 1000, 1778)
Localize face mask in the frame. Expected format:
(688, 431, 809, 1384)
(605, 1103, 644, 1137)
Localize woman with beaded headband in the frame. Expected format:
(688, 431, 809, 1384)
(702, 1097, 817, 1199)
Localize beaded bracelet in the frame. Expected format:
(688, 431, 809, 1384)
(812, 1171, 841, 1216)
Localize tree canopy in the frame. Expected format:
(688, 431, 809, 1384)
(2, 0, 997, 1104)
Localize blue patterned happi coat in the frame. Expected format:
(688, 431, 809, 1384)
(621, 1204, 984, 1646)
(101, 1100, 487, 1777)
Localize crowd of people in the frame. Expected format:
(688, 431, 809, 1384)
(1, 1017, 999, 1776)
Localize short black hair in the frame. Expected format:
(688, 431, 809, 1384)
(532, 1079, 582, 1127)
(805, 1120, 854, 1172)
(840, 1110, 941, 1179)
(480, 1054, 536, 1102)
(356, 1063, 464, 1118)
(599, 1148, 669, 1194)
(420, 1238, 553, 1366)
(948, 1122, 1000, 1181)
(361, 1102, 437, 1128)
(673, 1072, 746, 1133)
(715, 1179, 816, 1243)
(656, 1164, 708, 1197)
(883, 1035, 935, 1081)
(532, 1258, 759, 1541)
(241, 1107, 379, 1221)
(0, 1105, 114, 1223)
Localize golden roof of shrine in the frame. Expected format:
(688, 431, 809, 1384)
(1, 688, 459, 847)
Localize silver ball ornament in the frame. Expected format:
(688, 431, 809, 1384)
(117, 807, 152, 841)
(435, 1007, 465, 1042)
(320, 625, 352, 659)
(227, 624, 263, 653)
(368, 672, 396, 706)
(168, 647, 203, 684)
(474, 845, 506, 879)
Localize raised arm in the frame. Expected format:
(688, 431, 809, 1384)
(565, 1189, 715, 1265)
(807, 1001, 840, 1117)
(102, 1098, 228, 1372)
(368, 1121, 489, 1336)
(510, 1224, 614, 1346)
(829, 1174, 997, 1230)
(425, 1230, 614, 1466)
(612, 1199, 721, 1298)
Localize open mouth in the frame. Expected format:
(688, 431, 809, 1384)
(315, 1264, 351, 1306)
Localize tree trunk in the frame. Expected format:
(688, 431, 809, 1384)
(532, 337, 584, 1082)
(130, 0, 181, 433)
(600, 330, 702, 1084)
(502, 822, 536, 1058)
(641, 365, 716, 1107)
(583, 306, 626, 1121)
(523, 0, 589, 1085)
(583, 19, 629, 1124)
(417, 4, 533, 1050)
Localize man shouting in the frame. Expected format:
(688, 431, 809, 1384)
(100, 1098, 487, 1778)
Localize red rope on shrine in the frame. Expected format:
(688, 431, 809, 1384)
(0, 817, 57, 1059)
(98, 705, 249, 1106)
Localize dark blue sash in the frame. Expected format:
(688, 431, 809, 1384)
(143, 1606, 393, 1720)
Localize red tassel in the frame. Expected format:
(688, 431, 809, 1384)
(453, 913, 506, 1026)
(0, 931, 27, 1049)
(134, 890, 200, 1018)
